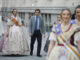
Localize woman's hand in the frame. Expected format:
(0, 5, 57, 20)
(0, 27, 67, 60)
(77, 42, 80, 52)
(29, 33, 32, 37)
(46, 55, 49, 60)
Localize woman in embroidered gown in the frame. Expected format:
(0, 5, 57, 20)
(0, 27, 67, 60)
(70, 5, 80, 47)
(0, 15, 4, 52)
(73, 5, 80, 53)
(0, 15, 4, 36)
(2, 9, 29, 55)
(47, 9, 80, 60)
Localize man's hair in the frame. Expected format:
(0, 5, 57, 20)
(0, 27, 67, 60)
(35, 9, 40, 13)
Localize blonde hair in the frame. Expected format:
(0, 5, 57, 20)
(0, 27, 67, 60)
(60, 9, 72, 19)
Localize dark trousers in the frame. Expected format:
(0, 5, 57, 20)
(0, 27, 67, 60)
(30, 30, 42, 55)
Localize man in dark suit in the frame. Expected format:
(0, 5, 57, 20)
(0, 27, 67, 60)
(29, 9, 45, 57)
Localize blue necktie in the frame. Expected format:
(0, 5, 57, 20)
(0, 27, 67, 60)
(35, 16, 38, 30)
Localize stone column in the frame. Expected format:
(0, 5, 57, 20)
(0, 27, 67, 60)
(24, 13, 29, 27)
(47, 14, 49, 25)
(42, 14, 46, 26)
(51, 14, 57, 25)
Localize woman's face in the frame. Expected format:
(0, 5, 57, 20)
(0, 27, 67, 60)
(75, 8, 80, 20)
(61, 10, 71, 23)
(13, 10, 17, 16)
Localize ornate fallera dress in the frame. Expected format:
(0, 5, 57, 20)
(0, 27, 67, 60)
(0, 16, 5, 52)
(48, 21, 80, 60)
(0, 16, 4, 36)
(2, 15, 29, 55)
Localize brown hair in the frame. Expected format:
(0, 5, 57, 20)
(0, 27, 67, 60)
(35, 9, 40, 13)
(75, 5, 80, 14)
(12, 9, 17, 14)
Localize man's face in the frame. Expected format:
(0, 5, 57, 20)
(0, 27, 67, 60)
(35, 11, 40, 16)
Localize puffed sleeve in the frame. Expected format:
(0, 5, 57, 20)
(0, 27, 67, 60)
(7, 18, 13, 26)
(18, 17, 22, 25)
(74, 32, 80, 46)
(52, 24, 56, 33)
(49, 32, 57, 41)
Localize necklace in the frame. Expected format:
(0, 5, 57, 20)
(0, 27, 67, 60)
(61, 23, 72, 32)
